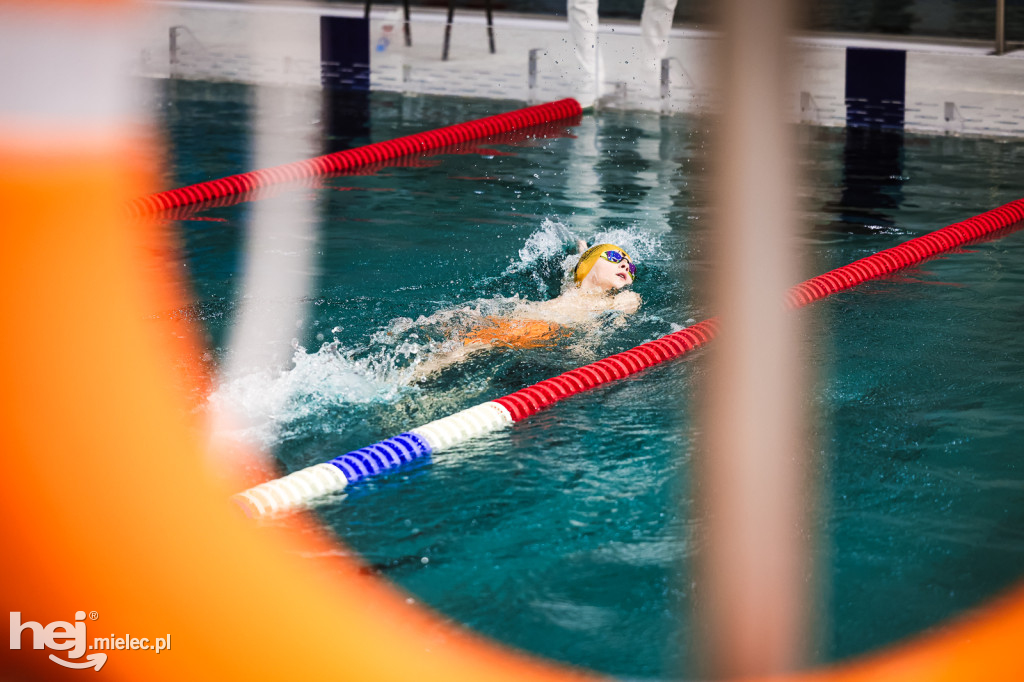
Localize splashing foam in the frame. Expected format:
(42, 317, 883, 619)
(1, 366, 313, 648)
(578, 225, 665, 263)
(207, 342, 412, 446)
(208, 217, 666, 446)
(206, 305, 506, 446)
(491, 218, 577, 298)
(499, 217, 666, 297)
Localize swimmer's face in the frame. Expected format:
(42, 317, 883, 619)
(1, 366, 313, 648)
(580, 252, 634, 291)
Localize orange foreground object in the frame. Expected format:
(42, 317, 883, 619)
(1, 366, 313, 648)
(0, 141, 597, 681)
(3, 141, 1024, 682)
(1, 67, 1023, 682)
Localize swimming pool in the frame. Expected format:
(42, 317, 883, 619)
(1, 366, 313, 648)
(157, 79, 1024, 679)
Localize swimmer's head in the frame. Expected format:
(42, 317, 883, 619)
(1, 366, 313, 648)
(574, 244, 636, 291)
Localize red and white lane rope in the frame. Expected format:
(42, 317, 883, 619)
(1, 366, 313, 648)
(129, 98, 584, 217)
(234, 200, 1024, 517)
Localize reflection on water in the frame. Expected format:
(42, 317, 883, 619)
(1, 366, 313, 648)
(823, 127, 906, 234)
(321, 89, 371, 153)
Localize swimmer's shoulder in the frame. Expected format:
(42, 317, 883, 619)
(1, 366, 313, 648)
(523, 288, 641, 321)
(564, 288, 641, 314)
(610, 289, 641, 313)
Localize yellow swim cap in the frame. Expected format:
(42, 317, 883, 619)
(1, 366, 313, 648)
(574, 243, 633, 285)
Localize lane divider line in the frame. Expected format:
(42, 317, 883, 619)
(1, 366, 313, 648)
(233, 200, 1024, 517)
(129, 99, 584, 217)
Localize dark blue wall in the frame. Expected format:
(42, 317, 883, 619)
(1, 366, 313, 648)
(320, 16, 370, 92)
(845, 47, 907, 130)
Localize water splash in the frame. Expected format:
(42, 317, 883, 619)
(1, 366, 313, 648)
(491, 217, 579, 298)
(207, 341, 414, 446)
(577, 225, 666, 263)
(205, 300, 516, 445)
(488, 217, 667, 299)
(206, 217, 668, 447)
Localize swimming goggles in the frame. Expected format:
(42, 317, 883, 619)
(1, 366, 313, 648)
(599, 250, 637, 279)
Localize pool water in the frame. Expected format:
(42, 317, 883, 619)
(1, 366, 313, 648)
(157, 79, 1024, 679)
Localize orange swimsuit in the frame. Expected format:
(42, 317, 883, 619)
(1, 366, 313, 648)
(462, 316, 567, 349)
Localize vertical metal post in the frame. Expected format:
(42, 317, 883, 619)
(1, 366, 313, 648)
(996, 0, 1006, 55)
(169, 26, 180, 68)
(402, 63, 417, 97)
(660, 57, 671, 115)
(800, 90, 817, 123)
(403, 0, 412, 46)
(442, 1, 454, 61)
(944, 100, 965, 133)
(485, 0, 495, 54)
(169, 28, 179, 65)
(528, 48, 540, 104)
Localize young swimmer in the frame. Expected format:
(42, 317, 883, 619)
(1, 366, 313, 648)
(411, 241, 641, 378)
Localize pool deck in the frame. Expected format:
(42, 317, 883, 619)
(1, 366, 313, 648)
(139, 0, 1024, 137)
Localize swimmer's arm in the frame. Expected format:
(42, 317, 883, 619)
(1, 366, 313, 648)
(410, 341, 490, 381)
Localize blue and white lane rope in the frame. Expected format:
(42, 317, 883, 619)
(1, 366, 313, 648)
(234, 402, 514, 516)
(233, 199, 1024, 518)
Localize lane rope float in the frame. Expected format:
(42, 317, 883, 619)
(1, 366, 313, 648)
(234, 198, 1024, 516)
(149, 120, 580, 222)
(129, 99, 583, 217)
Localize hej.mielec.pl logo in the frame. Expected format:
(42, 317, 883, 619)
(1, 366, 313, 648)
(10, 611, 171, 672)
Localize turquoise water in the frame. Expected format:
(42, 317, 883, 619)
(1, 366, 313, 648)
(158, 80, 1024, 679)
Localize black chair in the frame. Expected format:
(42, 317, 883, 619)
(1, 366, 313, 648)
(443, 0, 496, 61)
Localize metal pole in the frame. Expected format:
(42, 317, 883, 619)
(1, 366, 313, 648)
(660, 57, 671, 115)
(528, 48, 540, 104)
(485, 0, 495, 54)
(169, 26, 180, 68)
(403, 0, 412, 47)
(996, 0, 1006, 55)
(442, 0, 454, 61)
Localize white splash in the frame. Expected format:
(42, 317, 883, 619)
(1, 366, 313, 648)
(207, 342, 411, 446)
(206, 217, 669, 448)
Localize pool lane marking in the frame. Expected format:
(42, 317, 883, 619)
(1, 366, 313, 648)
(234, 403, 513, 514)
(129, 98, 584, 218)
(233, 198, 1024, 517)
